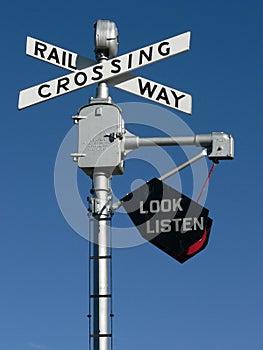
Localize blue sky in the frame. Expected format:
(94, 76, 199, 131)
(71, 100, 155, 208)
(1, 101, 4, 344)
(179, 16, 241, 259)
(1, 0, 262, 349)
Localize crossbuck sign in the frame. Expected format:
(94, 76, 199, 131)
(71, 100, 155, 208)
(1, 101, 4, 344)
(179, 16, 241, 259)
(18, 32, 192, 114)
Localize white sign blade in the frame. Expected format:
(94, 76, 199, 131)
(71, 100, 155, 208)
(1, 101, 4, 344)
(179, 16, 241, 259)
(25, 37, 192, 114)
(18, 32, 191, 110)
(116, 77, 192, 114)
(26, 36, 95, 71)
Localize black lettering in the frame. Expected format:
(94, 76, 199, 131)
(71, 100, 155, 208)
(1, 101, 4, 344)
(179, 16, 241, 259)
(62, 51, 66, 66)
(158, 42, 170, 56)
(56, 77, 70, 94)
(156, 88, 170, 105)
(139, 47, 153, 65)
(38, 84, 51, 98)
(34, 42, 47, 58)
(111, 59, 121, 74)
(74, 72, 88, 86)
(171, 90, 185, 107)
(91, 65, 103, 81)
(138, 79, 157, 98)
(47, 48, 60, 64)
(128, 53, 133, 69)
(68, 53, 77, 70)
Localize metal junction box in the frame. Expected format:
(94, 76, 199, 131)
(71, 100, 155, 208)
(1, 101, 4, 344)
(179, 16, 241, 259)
(75, 101, 125, 176)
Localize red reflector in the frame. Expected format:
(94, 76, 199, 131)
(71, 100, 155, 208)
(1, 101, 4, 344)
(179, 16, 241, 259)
(187, 230, 207, 256)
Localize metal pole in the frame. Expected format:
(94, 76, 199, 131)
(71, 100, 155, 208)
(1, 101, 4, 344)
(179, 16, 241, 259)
(91, 170, 111, 350)
(89, 20, 118, 347)
(90, 78, 112, 350)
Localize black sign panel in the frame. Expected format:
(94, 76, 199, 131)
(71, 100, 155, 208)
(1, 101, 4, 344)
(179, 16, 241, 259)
(122, 178, 213, 263)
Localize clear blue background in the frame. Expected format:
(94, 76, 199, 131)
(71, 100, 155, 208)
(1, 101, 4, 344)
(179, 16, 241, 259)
(1, 1, 262, 349)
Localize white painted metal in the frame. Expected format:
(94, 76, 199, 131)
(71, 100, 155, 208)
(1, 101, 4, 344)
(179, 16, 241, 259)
(115, 76, 191, 114)
(25, 36, 192, 113)
(26, 36, 94, 70)
(18, 32, 190, 110)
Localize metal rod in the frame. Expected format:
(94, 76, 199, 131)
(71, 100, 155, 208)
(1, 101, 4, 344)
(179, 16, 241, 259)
(96, 82, 109, 99)
(124, 134, 213, 151)
(159, 149, 207, 181)
(111, 150, 207, 212)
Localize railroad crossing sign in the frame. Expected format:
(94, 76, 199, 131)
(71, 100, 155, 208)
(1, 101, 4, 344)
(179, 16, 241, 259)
(18, 20, 235, 350)
(18, 32, 192, 114)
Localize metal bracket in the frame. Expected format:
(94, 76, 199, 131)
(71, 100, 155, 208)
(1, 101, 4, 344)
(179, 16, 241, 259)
(71, 115, 87, 124)
(124, 131, 234, 161)
(89, 197, 112, 216)
(70, 153, 86, 162)
(105, 132, 124, 142)
(208, 132, 234, 161)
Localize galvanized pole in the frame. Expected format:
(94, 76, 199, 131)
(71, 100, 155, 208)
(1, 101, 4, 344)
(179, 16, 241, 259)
(91, 168, 111, 350)
(89, 59, 112, 349)
(89, 21, 117, 349)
